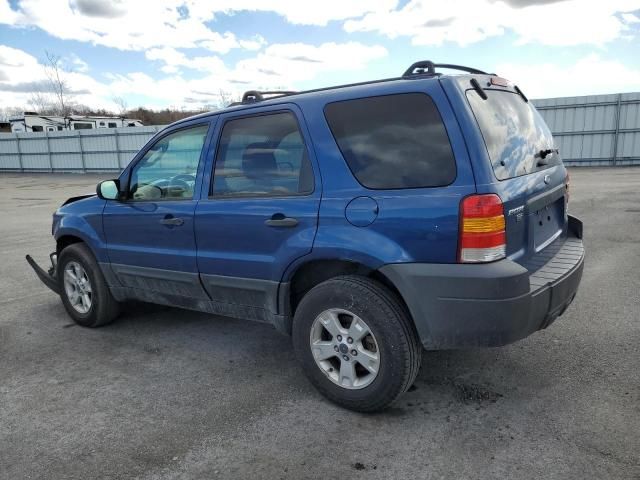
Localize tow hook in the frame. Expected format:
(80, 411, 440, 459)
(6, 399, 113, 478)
(25, 252, 60, 294)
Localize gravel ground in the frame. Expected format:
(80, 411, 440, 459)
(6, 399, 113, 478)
(0, 168, 638, 480)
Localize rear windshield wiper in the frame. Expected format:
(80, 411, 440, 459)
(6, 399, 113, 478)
(535, 148, 559, 165)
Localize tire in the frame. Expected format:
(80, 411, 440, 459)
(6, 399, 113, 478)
(58, 243, 120, 327)
(292, 275, 422, 412)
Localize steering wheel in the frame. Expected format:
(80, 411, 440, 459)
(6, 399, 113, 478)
(167, 174, 195, 198)
(171, 174, 196, 184)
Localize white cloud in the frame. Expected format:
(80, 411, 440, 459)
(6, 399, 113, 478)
(239, 35, 267, 51)
(0, 0, 395, 55)
(185, 0, 396, 26)
(1, 0, 638, 111)
(0, 44, 42, 83)
(145, 47, 227, 74)
(231, 42, 388, 86)
(0, 41, 388, 111)
(497, 54, 640, 98)
(0, 0, 20, 23)
(2, 0, 637, 58)
(141, 41, 387, 96)
(0, 0, 262, 54)
(67, 53, 89, 73)
(345, 0, 640, 46)
(0, 45, 114, 110)
(621, 12, 640, 22)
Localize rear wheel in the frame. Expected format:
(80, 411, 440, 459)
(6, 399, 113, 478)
(58, 243, 120, 327)
(292, 275, 421, 412)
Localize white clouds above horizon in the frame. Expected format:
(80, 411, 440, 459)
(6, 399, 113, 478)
(183, 0, 397, 27)
(345, 0, 640, 46)
(0, 0, 395, 53)
(1, 0, 249, 53)
(0, 0, 639, 111)
(0, 41, 390, 111)
(5, 0, 636, 53)
(497, 54, 640, 98)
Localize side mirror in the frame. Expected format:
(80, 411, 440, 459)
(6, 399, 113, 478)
(96, 180, 121, 200)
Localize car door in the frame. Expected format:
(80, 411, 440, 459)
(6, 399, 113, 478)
(195, 106, 321, 316)
(103, 121, 212, 299)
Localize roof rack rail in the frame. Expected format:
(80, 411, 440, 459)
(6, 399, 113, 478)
(238, 90, 298, 105)
(402, 61, 489, 77)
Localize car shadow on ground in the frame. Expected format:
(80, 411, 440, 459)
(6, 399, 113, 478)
(72, 300, 533, 418)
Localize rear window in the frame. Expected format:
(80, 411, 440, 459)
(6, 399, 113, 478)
(467, 89, 559, 180)
(324, 93, 456, 189)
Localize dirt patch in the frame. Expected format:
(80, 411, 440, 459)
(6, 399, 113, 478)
(454, 383, 503, 405)
(143, 345, 161, 354)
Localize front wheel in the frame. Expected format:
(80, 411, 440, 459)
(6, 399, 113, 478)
(58, 243, 120, 327)
(292, 275, 422, 412)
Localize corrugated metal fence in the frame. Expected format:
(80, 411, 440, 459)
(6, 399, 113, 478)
(0, 126, 162, 172)
(533, 92, 640, 166)
(1, 91, 639, 172)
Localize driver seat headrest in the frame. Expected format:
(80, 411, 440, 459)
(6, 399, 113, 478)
(242, 143, 277, 179)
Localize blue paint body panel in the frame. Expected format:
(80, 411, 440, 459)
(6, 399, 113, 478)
(194, 104, 322, 283)
(53, 196, 108, 262)
(344, 197, 378, 227)
(48, 74, 568, 278)
(44, 71, 583, 349)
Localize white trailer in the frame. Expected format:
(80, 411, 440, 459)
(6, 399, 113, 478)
(9, 112, 143, 133)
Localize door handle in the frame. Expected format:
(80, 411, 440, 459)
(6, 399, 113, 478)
(265, 213, 298, 228)
(160, 216, 184, 226)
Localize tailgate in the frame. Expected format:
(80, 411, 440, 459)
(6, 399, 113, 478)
(527, 182, 566, 253)
(465, 84, 569, 263)
(499, 167, 568, 263)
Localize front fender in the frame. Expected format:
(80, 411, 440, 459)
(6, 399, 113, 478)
(54, 197, 108, 262)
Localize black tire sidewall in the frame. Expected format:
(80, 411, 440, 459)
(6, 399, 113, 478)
(292, 277, 414, 410)
(58, 244, 108, 327)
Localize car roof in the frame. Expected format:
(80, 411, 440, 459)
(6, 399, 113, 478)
(171, 61, 496, 128)
(171, 75, 443, 127)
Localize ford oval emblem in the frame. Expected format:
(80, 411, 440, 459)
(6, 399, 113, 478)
(544, 174, 551, 184)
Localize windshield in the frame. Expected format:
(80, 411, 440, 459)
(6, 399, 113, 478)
(467, 89, 560, 180)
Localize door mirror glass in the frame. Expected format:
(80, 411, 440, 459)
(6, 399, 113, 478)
(97, 180, 120, 200)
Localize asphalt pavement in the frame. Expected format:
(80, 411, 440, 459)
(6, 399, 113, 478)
(0, 168, 638, 479)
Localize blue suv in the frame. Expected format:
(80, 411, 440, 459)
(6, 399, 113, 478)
(27, 61, 585, 412)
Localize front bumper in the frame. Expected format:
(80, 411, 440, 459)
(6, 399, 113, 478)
(379, 216, 585, 350)
(26, 253, 60, 294)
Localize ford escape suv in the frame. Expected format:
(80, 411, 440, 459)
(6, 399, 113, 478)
(27, 61, 585, 412)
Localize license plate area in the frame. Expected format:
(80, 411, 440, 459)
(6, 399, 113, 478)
(532, 196, 564, 252)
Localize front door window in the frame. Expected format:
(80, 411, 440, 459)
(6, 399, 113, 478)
(129, 124, 208, 201)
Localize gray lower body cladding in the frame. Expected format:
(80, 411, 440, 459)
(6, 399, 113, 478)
(100, 262, 290, 333)
(380, 217, 585, 349)
(31, 217, 584, 350)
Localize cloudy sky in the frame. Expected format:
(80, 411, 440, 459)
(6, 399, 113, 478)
(1, 0, 639, 112)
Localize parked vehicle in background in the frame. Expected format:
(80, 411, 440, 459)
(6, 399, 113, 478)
(9, 112, 143, 133)
(27, 61, 585, 412)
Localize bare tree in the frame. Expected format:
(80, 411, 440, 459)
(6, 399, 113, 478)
(0, 106, 24, 119)
(112, 96, 128, 116)
(27, 90, 54, 114)
(216, 89, 241, 108)
(43, 51, 74, 116)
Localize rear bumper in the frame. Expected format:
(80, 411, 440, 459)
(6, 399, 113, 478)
(379, 216, 585, 349)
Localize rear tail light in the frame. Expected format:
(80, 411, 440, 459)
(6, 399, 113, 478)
(458, 194, 506, 263)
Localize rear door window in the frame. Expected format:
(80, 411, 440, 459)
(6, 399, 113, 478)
(324, 93, 456, 189)
(467, 89, 559, 180)
(211, 112, 314, 197)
